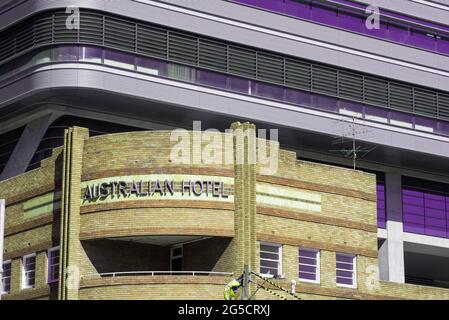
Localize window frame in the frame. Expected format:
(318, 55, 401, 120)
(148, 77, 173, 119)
(298, 247, 320, 284)
(47, 246, 60, 284)
(22, 253, 36, 290)
(336, 253, 357, 289)
(259, 241, 283, 278)
(170, 245, 183, 272)
(1, 259, 12, 295)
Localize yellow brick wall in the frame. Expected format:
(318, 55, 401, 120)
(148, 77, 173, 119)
(2, 126, 449, 300)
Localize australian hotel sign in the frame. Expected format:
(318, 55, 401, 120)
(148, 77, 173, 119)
(83, 178, 229, 201)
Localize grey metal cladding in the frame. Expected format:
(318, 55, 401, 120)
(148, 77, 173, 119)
(437, 93, 449, 120)
(390, 82, 413, 113)
(79, 12, 103, 45)
(312, 64, 337, 96)
(53, 12, 77, 42)
(0, 28, 14, 61)
(257, 52, 284, 84)
(168, 31, 198, 65)
(414, 88, 437, 117)
(364, 76, 389, 107)
(198, 38, 227, 72)
(285, 58, 311, 90)
(34, 12, 53, 46)
(104, 16, 135, 51)
(137, 24, 167, 58)
(15, 19, 34, 53)
(228, 45, 256, 78)
(2, 8, 449, 123)
(339, 71, 363, 102)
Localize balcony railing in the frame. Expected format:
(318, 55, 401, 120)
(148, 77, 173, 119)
(80, 271, 234, 280)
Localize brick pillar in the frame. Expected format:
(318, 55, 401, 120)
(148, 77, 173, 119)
(58, 127, 89, 300)
(10, 258, 21, 295)
(35, 251, 48, 289)
(231, 122, 257, 296)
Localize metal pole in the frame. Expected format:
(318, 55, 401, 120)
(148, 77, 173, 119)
(0, 199, 5, 300)
(241, 264, 250, 300)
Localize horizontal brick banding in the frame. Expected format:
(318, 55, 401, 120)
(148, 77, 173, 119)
(257, 233, 377, 258)
(266, 280, 402, 300)
(81, 167, 235, 182)
(80, 227, 234, 240)
(80, 200, 234, 214)
(5, 183, 58, 206)
(257, 206, 377, 233)
(257, 175, 376, 202)
(4, 240, 54, 260)
(2, 286, 51, 300)
(5, 213, 55, 236)
(80, 275, 232, 289)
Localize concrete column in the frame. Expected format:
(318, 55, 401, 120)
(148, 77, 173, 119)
(0, 113, 59, 181)
(0, 199, 4, 300)
(381, 173, 405, 283)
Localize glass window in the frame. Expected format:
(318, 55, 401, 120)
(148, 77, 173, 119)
(298, 248, 320, 283)
(33, 48, 52, 65)
(80, 46, 103, 63)
(168, 63, 196, 82)
(260, 242, 282, 277)
(1, 260, 11, 295)
(22, 253, 36, 289)
(136, 56, 168, 76)
(336, 253, 356, 288)
(48, 247, 60, 283)
(104, 50, 135, 70)
(53, 46, 79, 61)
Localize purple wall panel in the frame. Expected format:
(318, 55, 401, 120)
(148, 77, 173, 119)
(311, 5, 337, 25)
(410, 30, 436, 51)
(402, 187, 449, 238)
(258, 0, 284, 11)
(377, 183, 386, 228)
(230, 0, 449, 56)
(285, 0, 310, 19)
(338, 11, 363, 33)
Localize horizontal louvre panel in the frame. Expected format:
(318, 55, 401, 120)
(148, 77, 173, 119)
(15, 19, 34, 52)
(80, 13, 103, 44)
(0, 30, 15, 61)
(228, 46, 256, 78)
(390, 83, 413, 112)
(104, 16, 135, 51)
(339, 71, 363, 101)
(438, 94, 449, 120)
(53, 12, 78, 42)
(4, 7, 449, 126)
(312, 65, 337, 95)
(137, 24, 167, 58)
(364, 76, 388, 106)
(168, 32, 197, 65)
(285, 58, 310, 90)
(34, 12, 53, 45)
(257, 52, 284, 84)
(414, 89, 437, 117)
(198, 38, 227, 72)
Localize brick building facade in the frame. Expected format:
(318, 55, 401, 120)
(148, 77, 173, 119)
(1, 122, 449, 300)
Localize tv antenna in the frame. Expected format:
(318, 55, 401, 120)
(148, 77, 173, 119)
(329, 114, 377, 170)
